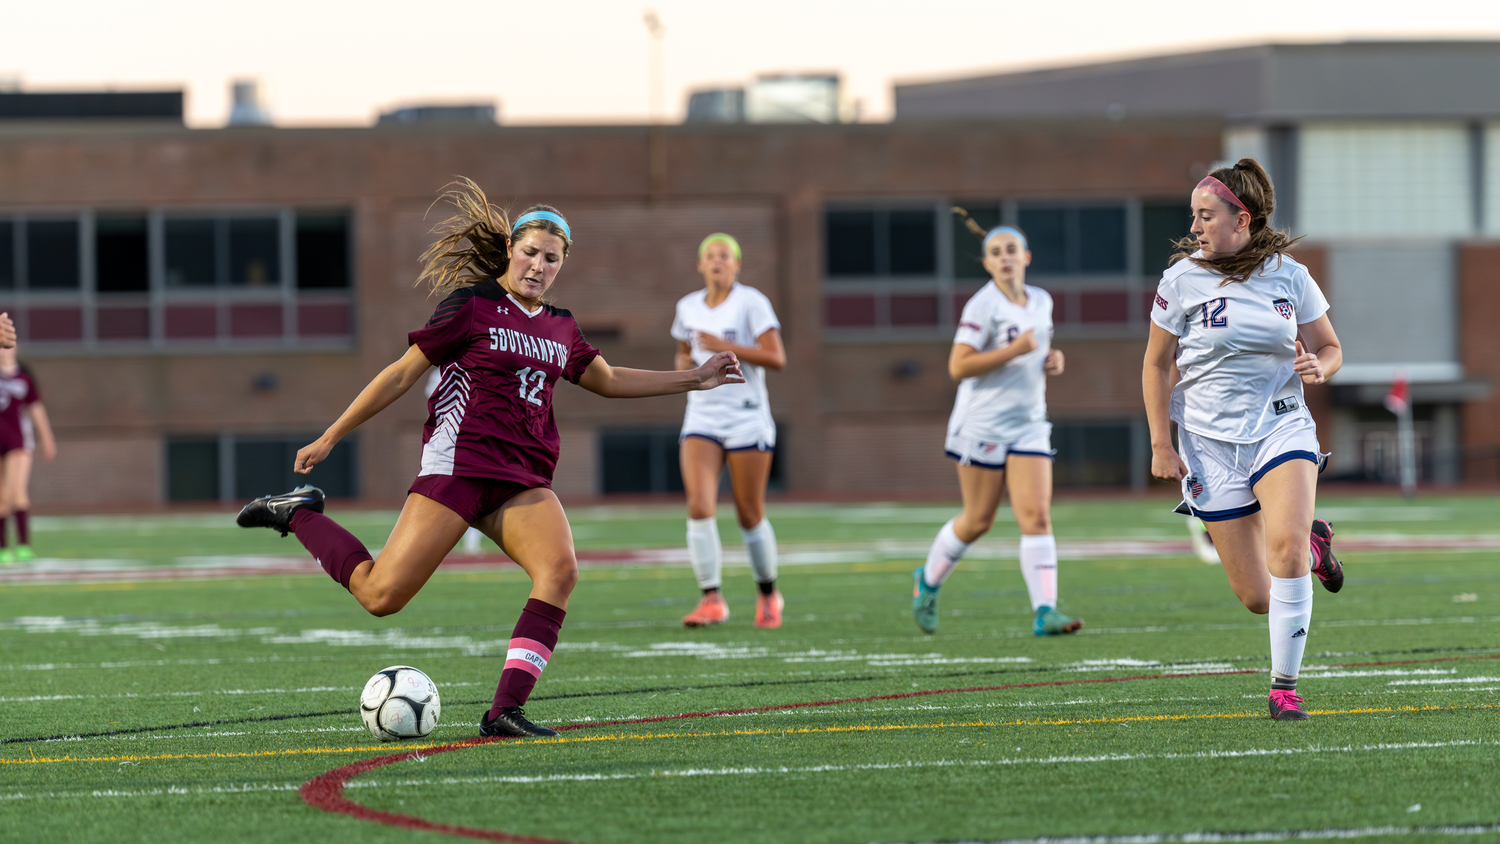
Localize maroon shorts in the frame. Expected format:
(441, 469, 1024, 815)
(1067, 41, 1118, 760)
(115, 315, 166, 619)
(0, 423, 24, 455)
(408, 474, 541, 524)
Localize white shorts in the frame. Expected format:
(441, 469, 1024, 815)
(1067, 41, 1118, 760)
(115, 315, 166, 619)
(680, 404, 776, 452)
(1178, 416, 1323, 521)
(944, 420, 1053, 470)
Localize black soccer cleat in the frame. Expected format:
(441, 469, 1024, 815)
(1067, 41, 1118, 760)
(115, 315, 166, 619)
(236, 486, 325, 536)
(1269, 689, 1310, 721)
(1309, 519, 1344, 593)
(479, 706, 558, 738)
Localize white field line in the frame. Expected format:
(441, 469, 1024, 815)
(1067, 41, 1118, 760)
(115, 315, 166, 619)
(345, 739, 1498, 789)
(4, 531, 1499, 585)
(1389, 676, 1500, 686)
(4, 739, 1492, 804)
(954, 826, 1500, 843)
(0, 680, 493, 704)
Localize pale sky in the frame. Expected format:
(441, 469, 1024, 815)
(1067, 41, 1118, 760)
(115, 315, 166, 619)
(3, 0, 1499, 127)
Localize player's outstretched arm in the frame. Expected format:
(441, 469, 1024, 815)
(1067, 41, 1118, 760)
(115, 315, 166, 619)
(579, 350, 744, 398)
(296, 344, 433, 474)
(1142, 323, 1188, 481)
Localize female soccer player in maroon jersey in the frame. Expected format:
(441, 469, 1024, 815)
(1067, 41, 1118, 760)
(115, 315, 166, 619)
(0, 343, 56, 563)
(237, 180, 744, 738)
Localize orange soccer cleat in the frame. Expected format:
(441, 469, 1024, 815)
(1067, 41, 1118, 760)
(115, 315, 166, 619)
(754, 590, 784, 629)
(682, 591, 730, 627)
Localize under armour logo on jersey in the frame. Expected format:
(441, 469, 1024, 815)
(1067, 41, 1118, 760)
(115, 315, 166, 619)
(1291, 627, 1306, 638)
(497, 305, 510, 315)
(1272, 298, 1293, 319)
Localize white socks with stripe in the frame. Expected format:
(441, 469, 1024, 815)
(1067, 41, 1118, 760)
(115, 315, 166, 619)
(1268, 573, 1313, 680)
(922, 518, 970, 588)
(741, 519, 778, 586)
(1019, 534, 1059, 611)
(687, 517, 722, 591)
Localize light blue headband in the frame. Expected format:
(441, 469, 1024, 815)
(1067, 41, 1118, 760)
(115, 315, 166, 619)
(512, 210, 571, 241)
(983, 225, 1028, 252)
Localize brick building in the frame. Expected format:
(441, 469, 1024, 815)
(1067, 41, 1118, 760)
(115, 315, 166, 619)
(0, 116, 1217, 505)
(7, 41, 1496, 505)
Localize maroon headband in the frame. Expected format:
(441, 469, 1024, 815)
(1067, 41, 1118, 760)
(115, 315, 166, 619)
(1197, 176, 1251, 215)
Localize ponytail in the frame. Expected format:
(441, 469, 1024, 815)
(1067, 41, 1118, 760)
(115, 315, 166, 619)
(416, 178, 573, 297)
(1170, 158, 1301, 285)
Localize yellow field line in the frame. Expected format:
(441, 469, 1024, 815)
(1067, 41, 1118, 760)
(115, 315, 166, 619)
(1, 742, 448, 766)
(7, 702, 1490, 766)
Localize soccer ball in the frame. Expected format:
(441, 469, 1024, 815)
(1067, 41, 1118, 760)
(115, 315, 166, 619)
(359, 665, 441, 741)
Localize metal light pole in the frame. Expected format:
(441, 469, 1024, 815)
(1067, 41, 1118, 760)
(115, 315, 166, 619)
(643, 9, 665, 124)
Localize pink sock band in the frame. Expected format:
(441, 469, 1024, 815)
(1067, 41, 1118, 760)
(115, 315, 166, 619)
(490, 598, 566, 714)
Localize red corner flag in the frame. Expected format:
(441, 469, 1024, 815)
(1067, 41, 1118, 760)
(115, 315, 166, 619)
(1384, 373, 1410, 414)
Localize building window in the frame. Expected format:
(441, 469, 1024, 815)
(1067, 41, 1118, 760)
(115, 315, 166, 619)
(1017, 204, 1127, 275)
(96, 215, 150, 293)
(825, 198, 1153, 336)
(0, 220, 13, 290)
(0, 207, 355, 352)
(27, 219, 80, 290)
(165, 433, 357, 502)
(1141, 203, 1191, 275)
(826, 207, 937, 277)
(296, 213, 351, 289)
(1052, 421, 1136, 487)
(599, 429, 684, 494)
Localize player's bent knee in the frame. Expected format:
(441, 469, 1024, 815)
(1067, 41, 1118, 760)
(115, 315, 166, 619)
(360, 591, 410, 618)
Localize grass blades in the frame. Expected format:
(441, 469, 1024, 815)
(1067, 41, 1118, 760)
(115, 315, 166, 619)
(3, 496, 1498, 843)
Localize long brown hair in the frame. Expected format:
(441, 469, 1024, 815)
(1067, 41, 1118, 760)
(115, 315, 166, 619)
(416, 177, 572, 296)
(1170, 158, 1300, 285)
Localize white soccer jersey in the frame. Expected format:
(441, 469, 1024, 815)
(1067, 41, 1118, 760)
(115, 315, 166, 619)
(946, 283, 1053, 443)
(671, 283, 781, 414)
(1151, 253, 1329, 444)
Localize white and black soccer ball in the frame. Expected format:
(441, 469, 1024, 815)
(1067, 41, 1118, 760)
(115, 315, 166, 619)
(359, 665, 441, 741)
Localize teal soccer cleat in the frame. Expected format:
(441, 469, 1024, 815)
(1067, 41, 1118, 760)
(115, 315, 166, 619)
(1034, 605, 1083, 636)
(912, 567, 940, 634)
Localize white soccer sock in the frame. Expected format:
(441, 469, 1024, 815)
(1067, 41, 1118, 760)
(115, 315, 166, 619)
(1019, 534, 1059, 611)
(741, 519, 778, 586)
(922, 518, 971, 588)
(1268, 573, 1314, 680)
(687, 517, 723, 591)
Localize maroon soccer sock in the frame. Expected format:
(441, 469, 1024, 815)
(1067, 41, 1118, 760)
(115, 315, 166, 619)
(489, 598, 567, 718)
(288, 509, 372, 590)
(14, 510, 28, 546)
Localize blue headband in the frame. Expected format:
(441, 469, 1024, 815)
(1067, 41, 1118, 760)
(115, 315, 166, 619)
(512, 210, 571, 241)
(983, 225, 1028, 252)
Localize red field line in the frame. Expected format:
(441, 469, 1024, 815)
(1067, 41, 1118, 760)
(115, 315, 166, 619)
(298, 666, 1264, 841)
(301, 651, 1500, 839)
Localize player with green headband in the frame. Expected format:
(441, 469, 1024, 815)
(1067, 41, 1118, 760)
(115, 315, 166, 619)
(672, 232, 788, 629)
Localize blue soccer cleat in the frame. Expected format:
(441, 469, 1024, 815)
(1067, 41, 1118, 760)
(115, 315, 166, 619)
(912, 566, 940, 634)
(1033, 605, 1083, 636)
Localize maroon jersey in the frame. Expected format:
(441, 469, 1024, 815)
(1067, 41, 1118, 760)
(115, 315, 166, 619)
(0, 365, 39, 453)
(408, 279, 600, 487)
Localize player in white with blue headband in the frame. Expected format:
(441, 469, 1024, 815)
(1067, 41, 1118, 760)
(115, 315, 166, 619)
(1143, 158, 1347, 721)
(671, 233, 787, 630)
(911, 212, 1082, 637)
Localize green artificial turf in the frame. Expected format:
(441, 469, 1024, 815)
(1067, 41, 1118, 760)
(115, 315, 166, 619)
(3, 496, 1499, 843)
